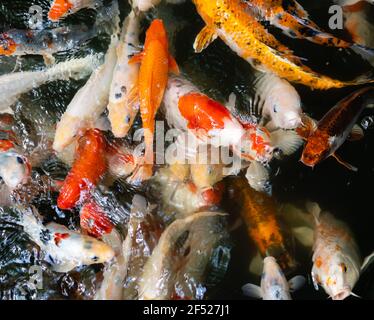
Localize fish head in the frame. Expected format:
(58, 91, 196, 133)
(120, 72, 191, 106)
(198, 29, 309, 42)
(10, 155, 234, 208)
(313, 253, 360, 300)
(0, 33, 17, 56)
(300, 134, 329, 168)
(48, 0, 73, 22)
(0, 151, 31, 190)
(238, 127, 274, 163)
(145, 19, 168, 51)
(266, 84, 302, 130)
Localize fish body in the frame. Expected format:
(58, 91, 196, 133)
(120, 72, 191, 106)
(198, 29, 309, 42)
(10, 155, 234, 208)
(20, 206, 114, 273)
(57, 129, 107, 210)
(48, 0, 102, 21)
(301, 87, 374, 170)
(309, 203, 361, 300)
(53, 37, 117, 153)
(227, 177, 295, 271)
(0, 25, 97, 58)
(192, 0, 373, 89)
(178, 92, 274, 163)
(0, 55, 98, 113)
(138, 211, 228, 300)
(128, 19, 178, 181)
(246, 0, 367, 50)
(107, 11, 141, 138)
(242, 256, 305, 300)
(80, 199, 113, 238)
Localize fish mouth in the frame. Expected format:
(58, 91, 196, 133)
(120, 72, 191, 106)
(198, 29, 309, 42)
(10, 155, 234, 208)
(332, 287, 351, 300)
(299, 156, 315, 169)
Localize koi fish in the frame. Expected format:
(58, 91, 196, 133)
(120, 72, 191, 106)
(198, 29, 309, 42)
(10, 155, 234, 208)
(245, 0, 373, 53)
(107, 11, 141, 138)
(19, 206, 115, 273)
(308, 202, 362, 300)
(0, 25, 99, 64)
(128, 19, 179, 182)
(227, 73, 302, 130)
(0, 55, 98, 113)
(151, 166, 224, 220)
(132, 0, 185, 12)
(178, 92, 273, 163)
(53, 37, 118, 153)
(57, 129, 107, 210)
(300, 87, 374, 171)
(242, 256, 305, 300)
(192, 0, 374, 90)
(48, 0, 103, 21)
(94, 229, 128, 300)
(0, 114, 31, 190)
(138, 211, 228, 300)
(227, 177, 295, 272)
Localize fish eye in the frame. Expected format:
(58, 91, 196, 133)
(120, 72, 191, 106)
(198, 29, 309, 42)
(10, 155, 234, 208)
(340, 263, 347, 273)
(16, 156, 24, 164)
(91, 256, 99, 262)
(273, 104, 278, 113)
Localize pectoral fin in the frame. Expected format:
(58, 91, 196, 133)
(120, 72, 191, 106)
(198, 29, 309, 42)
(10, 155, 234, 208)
(249, 251, 263, 276)
(193, 25, 217, 53)
(288, 275, 306, 292)
(242, 283, 263, 299)
(128, 52, 144, 64)
(51, 261, 78, 273)
(331, 153, 358, 172)
(168, 55, 180, 75)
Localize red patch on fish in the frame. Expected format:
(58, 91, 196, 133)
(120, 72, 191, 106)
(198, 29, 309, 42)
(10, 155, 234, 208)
(48, 0, 73, 21)
(178, 93, 233, 133)
(54, 233, 70, 246)
(201, 181, 225, 205)
(57, 129, 107, 210)
(0, 140, 15, 152)
(249, 132, 268, 155)
(80, 200, 113, 238)
(0, 33, 17, 55)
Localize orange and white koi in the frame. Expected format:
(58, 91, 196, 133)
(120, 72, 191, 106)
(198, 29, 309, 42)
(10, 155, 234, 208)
(246, 0, 373, 53)
(192, 0, 374, 90)
(227, 177, 295, 272)
(308, 202, 361, 300)
(53, 37, 118, 153)
(57, 129, 107, 210)
(299, 87, 374, 171)
(107, 11, 140, 138)
(0, 55, 98, 113)
(0, 114, 31, 190)
(19, 205, 114, 273)
(48, 0, 102, 21)
(242, 256, 305, 300)
(128, 19, 179, 182)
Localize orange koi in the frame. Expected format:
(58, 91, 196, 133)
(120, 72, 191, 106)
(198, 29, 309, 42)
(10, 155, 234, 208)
(57, 129, 107, 210)
(128, 19, 179, 182)
(299, 87, 374, 171)
(227, 177, 295, 271)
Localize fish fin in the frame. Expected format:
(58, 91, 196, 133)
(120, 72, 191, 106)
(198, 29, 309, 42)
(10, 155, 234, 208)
(271, 129, 303, 156)
(51, 261, 77, 273)
(348, 125, 364, 141)
(168, 55, 180, 75)
(291, 226, 314, 247)
(226, 93, 237, 113)
(43, 54, 56, 66)
(128, 52, 144, 64)
(361, 251, 374, 272)
(193, 25, 218, 53)
(245, 161, 271, 193)
(305, 201, 321, 222)
(296, 113, 317, 140)
(331, 153, 358, 172)
(242, 283, 263, 299)
(288, 275, 306, 292)
(249, 251, 263, 276)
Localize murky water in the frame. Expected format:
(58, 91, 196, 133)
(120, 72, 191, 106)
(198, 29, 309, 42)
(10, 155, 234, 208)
(0, 0, 373, 300)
